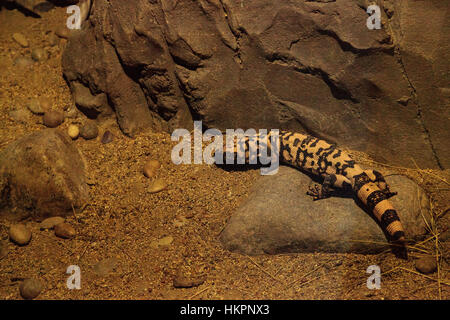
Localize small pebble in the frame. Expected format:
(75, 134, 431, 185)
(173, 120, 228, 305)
(173, 269, 206, 288)
(143, 160, 161, 178)
(39, 217, 65, 230)
(151, 236, 173, 248)
(9, 224, 32, 246)
(101, 130, 114, 144)
(14, 56, 34, 68)
(148, 178, 167, 193)
(54, 223, 76, 239)
(27, 98, 44, 115)
(158, 236, 173, 246)
(43, 110, 64, 128)
(80, 122, 99, 140)
(12, 33, 29, 47)
(31, 48, 48, 62)
(415, 256, 437, 274)
(19, 279, 43, 300)
(397, 96, 410, 106)
(68, 124, 80, 140)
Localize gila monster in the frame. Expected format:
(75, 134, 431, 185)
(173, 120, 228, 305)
(218, 130, 407, 257)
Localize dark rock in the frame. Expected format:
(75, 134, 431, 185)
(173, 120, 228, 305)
(8, 0, 55, 16)
(101, 130, 113, 144)
(61, 0, 448, 169)
(220, 166, 429, 255)
(79, 121, 98, 140)
(33, 1, 54, 12)
(0, 129, 89, 220)
(19, 278, 43, 300)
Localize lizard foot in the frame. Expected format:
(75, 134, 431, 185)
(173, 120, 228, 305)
(306, 184, 329, 201)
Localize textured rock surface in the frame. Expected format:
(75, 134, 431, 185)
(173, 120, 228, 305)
(0, 129, 89, 220)
(61, 0, 448, 169)
(220, 166, 429, 255)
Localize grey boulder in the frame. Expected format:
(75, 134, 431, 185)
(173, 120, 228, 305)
(0, 129, 89, 220)
(220, 166, 429, 255)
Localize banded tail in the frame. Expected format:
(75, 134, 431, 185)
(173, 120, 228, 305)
(353, 172, 406, 248)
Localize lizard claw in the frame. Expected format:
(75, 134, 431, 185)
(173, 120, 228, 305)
(306, 184, 322, 201)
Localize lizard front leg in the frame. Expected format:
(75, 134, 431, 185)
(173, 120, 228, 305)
(307, 174, 351, 201)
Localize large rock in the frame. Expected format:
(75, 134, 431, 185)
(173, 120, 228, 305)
(220, 166, 429, 255)
(0, 129, 89, 220)
(61, 0, 449, 169)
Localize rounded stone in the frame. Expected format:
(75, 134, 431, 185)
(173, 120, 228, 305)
(40, 217, 65, 230)
(9, 224, 32, 246)
(27, 98, 44, 115)
(12, 33, 29, 47)
(158, 236, 173, 246)
(43, 110, 64, 128)
(101, 130, 114, 144)
(148, 178, 167, 193)
(19, 279, 43, 300)
(80, 122, 99, 140)
(68, 125, 80, 140)
(31, 48, 48, 62)
(415, 256, 437, 274)
(54, 223, 76, 239)
(143, 160, 161, 178)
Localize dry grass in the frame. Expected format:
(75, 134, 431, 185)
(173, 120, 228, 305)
(348, 150, 449, 299)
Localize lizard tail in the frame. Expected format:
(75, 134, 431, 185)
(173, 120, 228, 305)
(355, 177, 406, 243)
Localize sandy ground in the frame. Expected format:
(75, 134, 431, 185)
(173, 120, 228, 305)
(0, 5, 448, 300)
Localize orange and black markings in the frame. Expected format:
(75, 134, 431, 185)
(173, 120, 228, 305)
(221, 131, 406, 256)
